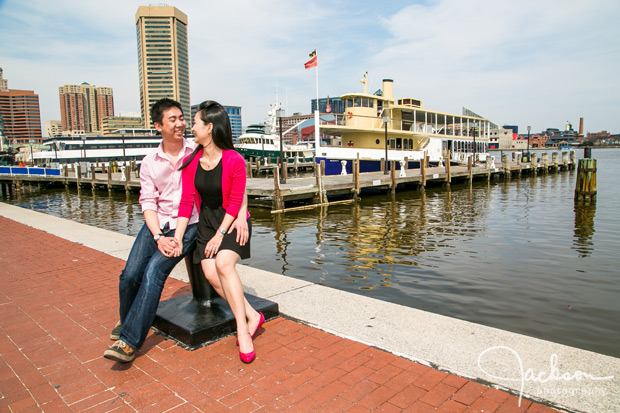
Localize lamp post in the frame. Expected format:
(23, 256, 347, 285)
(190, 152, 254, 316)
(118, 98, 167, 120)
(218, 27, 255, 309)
(472, 126, 477, 164)
(276, 108, 285, 183)
(383, 112, 390, 174)
(527, 125, 531, 161)
(121, 134, 127, 167)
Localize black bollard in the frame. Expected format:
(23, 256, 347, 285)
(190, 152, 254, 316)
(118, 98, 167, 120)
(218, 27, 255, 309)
(153, 249, 279, 349)
(584, 147, 591, 159)
(184, 255, 216, 306)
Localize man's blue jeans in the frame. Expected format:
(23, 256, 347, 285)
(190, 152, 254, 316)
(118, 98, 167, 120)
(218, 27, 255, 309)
(118, 223, 197, 350)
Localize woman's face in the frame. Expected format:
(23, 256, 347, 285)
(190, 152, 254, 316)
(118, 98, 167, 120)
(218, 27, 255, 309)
(191, 112, 212, 146)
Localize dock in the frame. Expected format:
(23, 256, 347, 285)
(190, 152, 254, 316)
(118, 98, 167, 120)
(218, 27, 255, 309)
(0, 150, 576, 212)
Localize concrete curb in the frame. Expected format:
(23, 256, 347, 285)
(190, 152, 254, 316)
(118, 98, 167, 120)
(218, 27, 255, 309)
(1, 201, 617, 412)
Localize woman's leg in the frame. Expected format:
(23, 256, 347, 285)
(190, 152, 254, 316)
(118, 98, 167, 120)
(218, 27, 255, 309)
(200, 258, 261, 333)
(214, 250, 254, 354)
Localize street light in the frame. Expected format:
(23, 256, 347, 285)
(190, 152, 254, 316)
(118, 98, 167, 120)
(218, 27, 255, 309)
(383, 112, 390, 174)
(121, 134, 127, 167)
(527, 125, 531, 161)
(472, 126, 476, 164)
(276, 108, 286, 184)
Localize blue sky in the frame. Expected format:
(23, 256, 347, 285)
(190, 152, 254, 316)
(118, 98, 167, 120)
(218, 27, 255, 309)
(1, 0, 619, 135)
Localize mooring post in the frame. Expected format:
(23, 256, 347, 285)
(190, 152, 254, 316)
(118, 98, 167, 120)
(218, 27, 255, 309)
(575, 158, 597, 202)
(570, 151, 576, 170)
(421, 155, 427, 188)
(320, 160, 326, 203)
(91, 165, 96, 190)
(562, 151, 569, 170)
(445, 150, 451, 186)
(501, 153, 509, 179)
(314, 162, 322, 204)
(273, 166, 282, 210)
(551, 152, 559, 172)
(541, 153, 549, 174)
(76, 164, 81, 190)
(124, 166, 130, 192)
(390, 161, 396, 194)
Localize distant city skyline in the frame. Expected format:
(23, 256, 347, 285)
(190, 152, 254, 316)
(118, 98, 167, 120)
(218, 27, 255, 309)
(1, 0, 619, 136)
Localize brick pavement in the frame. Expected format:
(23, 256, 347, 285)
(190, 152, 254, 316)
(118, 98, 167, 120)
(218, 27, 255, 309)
(0, 216, 559, 412)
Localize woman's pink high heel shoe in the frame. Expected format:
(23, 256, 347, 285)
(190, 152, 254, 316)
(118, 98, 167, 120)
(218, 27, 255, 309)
(238, 334, 256, 363)
(236, 312, 265, 346)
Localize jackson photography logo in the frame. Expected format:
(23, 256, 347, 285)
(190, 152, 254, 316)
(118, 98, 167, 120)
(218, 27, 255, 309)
(477, 346, 614, 406)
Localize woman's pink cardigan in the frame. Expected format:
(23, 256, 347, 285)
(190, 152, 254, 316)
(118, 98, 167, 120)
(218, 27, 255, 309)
(178, 148, 250, 220)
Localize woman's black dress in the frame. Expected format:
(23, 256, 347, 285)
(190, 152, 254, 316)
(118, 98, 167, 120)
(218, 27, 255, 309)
(193, 159, 251, 263)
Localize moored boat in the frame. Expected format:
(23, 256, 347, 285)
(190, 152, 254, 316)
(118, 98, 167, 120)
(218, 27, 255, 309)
(317, 74, 492, 175)
(234, 104, 314, 167)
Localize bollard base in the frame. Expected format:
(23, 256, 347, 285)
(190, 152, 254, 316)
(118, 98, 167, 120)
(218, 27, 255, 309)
(153, 293, 279, 349)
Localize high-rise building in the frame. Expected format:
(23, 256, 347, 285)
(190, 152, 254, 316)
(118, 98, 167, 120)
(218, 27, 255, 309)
(191, 104, 243, 140)
(58, 83, 114, 134)
(135, 5, 190, 129)
(0, 69, 43, 144)
(0, 67, 8, 91)
(45, 120, 62, 138)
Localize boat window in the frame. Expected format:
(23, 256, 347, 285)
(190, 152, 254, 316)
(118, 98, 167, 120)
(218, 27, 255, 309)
(354, 97, 361, 107)
(346, 98, 353, 108)
(409, 139, 413, 149)
(403, 139, 408, 150)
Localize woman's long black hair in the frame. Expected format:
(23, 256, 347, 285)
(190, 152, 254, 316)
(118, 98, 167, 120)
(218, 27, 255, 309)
(179, 100, 234, 170)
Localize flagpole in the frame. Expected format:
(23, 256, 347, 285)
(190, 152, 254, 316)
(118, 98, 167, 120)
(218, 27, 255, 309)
(314, 47, 320, 152)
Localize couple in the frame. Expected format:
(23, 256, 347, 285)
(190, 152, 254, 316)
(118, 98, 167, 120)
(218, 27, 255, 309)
(104, 98, 263, 364)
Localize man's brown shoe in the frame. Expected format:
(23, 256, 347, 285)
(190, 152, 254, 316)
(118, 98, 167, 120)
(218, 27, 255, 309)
(104, 340, 135, 363)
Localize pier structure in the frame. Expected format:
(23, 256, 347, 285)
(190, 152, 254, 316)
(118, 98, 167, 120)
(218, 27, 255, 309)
(1, 150, 576, 211)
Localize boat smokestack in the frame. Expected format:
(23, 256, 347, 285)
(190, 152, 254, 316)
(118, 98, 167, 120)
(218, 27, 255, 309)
(382, 79, 394, 102)
(579, 117, 584, 136)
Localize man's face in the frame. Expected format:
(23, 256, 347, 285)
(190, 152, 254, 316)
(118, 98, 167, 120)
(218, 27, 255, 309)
(154, 106, 186, 141)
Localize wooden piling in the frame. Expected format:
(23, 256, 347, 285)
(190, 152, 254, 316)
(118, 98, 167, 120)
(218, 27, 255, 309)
(445, 150, 451, 186)
(541, 153, 549, 174)
(551, 152, 559, 172)
(575, 158, 597, 202)
(562, 151, 569, 170)
(390, 161, 396, 194)
(314, 162, 323, 204)
(467, 156, 473, 184)
(273, 166, 283, 210)
(421, 156, 427, 188)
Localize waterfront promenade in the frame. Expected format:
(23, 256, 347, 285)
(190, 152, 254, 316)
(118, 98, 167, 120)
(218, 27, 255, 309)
(1, 202, 618, 412)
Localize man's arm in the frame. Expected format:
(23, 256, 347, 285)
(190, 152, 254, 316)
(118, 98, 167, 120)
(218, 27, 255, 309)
(144, 210, 177, 257)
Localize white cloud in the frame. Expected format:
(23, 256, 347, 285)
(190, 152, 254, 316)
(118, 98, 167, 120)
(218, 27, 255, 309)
(1, 0, 619, 135)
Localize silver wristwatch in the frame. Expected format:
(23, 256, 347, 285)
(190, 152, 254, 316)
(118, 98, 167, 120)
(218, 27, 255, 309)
(154, 233, 164, 242)
(218, 228, 226, 236)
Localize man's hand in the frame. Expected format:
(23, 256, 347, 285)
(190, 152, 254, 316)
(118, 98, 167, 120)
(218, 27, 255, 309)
(230, 216, 249, 246)
(158, 237, 178, 257)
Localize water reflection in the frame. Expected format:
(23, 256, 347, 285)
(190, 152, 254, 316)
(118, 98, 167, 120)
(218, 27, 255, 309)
(2, 148, 620, 357)
(573, 203, 596, 257)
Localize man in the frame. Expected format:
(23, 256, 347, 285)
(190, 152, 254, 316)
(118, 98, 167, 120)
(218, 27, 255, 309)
(104, 98, 247, 363)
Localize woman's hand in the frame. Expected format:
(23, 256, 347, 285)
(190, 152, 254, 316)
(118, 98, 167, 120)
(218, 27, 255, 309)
(158, 237, 178, 257)
(205, 233, 224, 258)
(230, 216, 248, 246)
(171, 238, 183, 257)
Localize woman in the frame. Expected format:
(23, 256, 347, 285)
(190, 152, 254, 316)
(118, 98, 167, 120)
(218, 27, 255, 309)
(174, 101, 263, 363)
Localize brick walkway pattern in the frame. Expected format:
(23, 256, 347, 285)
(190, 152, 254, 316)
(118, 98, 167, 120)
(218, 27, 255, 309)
(0, 216, 559, 412)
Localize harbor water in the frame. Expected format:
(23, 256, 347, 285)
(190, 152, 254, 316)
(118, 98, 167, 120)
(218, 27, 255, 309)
(2, 148, 619, 358)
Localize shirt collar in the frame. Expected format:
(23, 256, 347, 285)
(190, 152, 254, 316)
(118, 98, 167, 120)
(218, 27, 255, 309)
(155, 138, 195, 163)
